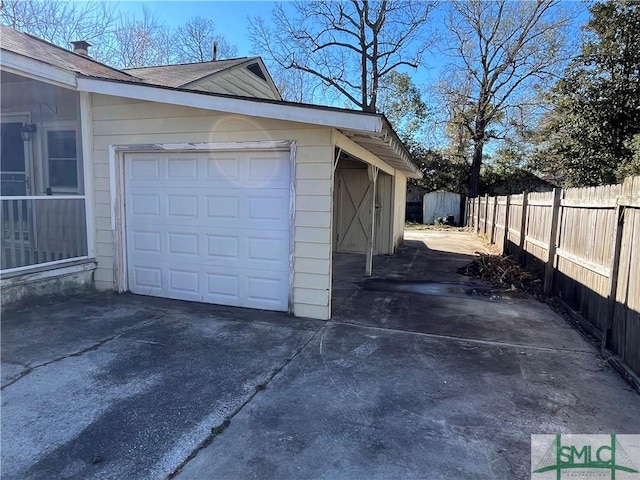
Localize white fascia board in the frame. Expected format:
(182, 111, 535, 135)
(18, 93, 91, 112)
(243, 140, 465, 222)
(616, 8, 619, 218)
(333, 130, 394, 176)
(0, 50, 77, 88)
(76, 77, 383, 133)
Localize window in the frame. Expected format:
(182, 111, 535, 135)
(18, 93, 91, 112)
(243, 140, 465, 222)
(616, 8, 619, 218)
(46, 129, 80, 192)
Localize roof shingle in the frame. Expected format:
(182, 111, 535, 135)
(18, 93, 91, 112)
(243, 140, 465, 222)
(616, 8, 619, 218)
(124, 58, 254, 88)
(0, 25, 138, 82)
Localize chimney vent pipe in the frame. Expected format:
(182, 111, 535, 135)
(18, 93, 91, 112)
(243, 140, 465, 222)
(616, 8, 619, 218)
(71, 40, 92, 57)
(212, 42, 218, 61)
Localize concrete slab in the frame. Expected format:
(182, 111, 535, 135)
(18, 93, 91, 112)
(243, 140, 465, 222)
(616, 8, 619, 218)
(175, 321, 640, 480)
(2, 230, 639, 480)
(1, 294, 322, 480)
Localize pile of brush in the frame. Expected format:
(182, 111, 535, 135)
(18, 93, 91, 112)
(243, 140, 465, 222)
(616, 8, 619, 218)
(458, 253, 542, 294)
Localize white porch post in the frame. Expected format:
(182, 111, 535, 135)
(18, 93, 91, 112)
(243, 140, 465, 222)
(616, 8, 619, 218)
(366, 164, 379, 276)
(79, 92, 95, 258)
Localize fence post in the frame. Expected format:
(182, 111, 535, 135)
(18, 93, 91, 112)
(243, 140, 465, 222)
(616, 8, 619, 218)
(543, 188, 562, 295)
(517, 192, 529, 263)
(490, 196, 498, 244)
(502, 195, 511, 255)
(602, 204, 624, 353)
(483, 193, 489, 235)
(475, 197, 481, 234)
(601, 176, 635, 352)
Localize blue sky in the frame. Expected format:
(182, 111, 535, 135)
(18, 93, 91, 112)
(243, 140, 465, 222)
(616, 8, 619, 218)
(112, 1, 590, 150)
(116, 1, 279, 57)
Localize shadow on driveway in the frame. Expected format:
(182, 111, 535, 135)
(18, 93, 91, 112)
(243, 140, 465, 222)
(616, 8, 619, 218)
(2, 230, 639, 480)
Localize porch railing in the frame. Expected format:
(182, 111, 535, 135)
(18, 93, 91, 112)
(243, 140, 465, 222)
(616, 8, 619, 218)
(1, 196, 88, 271)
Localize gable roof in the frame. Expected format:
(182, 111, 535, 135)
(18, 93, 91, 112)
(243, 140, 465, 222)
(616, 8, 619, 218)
(125, 57, 282, 100)
(0, 24, 138, 82)
(124, 58, 253, 88)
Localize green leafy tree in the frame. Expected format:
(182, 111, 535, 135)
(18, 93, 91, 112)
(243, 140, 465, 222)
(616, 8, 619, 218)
(377, 70, 431, 151)
(411, 150, 470, 195)
(533, 0, 640, 186)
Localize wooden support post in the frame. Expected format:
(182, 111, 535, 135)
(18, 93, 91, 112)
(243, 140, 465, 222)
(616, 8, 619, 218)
(365, 165, 378, 277)
(602, 201, 625, 353)
(517, 192, 529, 263)
(475, 197, 481, 234)
(543, 188, 562, 295)
(490, 196, 498, 244)
(502, 195, 511, 255)
(333, 148, 342, 172)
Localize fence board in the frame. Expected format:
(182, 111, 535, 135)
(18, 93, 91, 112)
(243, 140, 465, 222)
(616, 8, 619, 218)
(466, 175, 640, 378)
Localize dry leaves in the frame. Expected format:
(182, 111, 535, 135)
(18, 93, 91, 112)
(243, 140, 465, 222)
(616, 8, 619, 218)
(458, 253, 543, 295)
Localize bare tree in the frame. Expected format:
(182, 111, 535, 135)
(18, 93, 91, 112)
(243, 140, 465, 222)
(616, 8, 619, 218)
(249, 0, 436, 112)
(107, 5, 173, 69)
(0, 0, 119, 61)
(440, 0, 575, 197)
(174, 16, 238, 63)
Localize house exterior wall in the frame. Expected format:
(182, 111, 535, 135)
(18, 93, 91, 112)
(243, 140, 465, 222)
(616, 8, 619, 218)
(392, 170, 408, 250)
(89, 94, 333, 319)
(188, 68, 279, 100)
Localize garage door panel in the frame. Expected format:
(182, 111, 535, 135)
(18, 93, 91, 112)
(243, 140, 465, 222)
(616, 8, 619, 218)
(130, 193, 161, 216)
(246, 274, 287, 309)
(206, 272, 241, 302)
(207, 155, 241, 185)
(129, 156, 161, 180)
(167, 156, 198, 179)
(247, 155, 289, 187)
(125, 150, 291, 311)
(168, 268, 200, 295)
(207, 195, 240, 220)
(131, 265, 163, 291)
(167, 232, 199, 256)
(131, 230, 162, 253)
(247, 192, 290, 230)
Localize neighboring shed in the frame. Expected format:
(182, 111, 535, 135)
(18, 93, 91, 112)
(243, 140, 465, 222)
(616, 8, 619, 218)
(423, 191, 462, 225)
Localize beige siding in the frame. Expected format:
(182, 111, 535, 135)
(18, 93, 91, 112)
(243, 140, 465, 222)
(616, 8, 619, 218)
(188, 68, 279, 100)
(392, 171, 408, 249)
(90, 94, 333, 319)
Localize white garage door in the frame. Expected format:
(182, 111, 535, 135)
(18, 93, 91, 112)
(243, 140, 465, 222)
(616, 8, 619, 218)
(124, 150, 291, 311)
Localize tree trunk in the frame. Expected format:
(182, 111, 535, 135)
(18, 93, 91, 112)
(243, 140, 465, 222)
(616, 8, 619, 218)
(468, 139, 484, 197)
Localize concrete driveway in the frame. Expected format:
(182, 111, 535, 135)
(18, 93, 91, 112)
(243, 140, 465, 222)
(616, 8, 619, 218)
(2, 230, 639, 479)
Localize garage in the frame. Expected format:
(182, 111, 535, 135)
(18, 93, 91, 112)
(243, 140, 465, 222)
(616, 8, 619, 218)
(124, 149, 291, 311)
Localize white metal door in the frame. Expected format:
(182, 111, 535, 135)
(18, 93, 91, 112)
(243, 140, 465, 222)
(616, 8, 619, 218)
(124, 150, 291, 311)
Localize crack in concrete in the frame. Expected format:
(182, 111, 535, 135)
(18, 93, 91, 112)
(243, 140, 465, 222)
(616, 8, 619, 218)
(330, 319, 595, 355)
(1, 317, 160, 390)
(167, 320, 328, 480)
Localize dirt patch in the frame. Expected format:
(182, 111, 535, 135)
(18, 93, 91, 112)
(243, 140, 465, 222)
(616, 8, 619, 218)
(405, 223, 470, 232)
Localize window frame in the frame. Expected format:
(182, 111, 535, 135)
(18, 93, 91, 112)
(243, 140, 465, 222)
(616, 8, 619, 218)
(41, 121, 83, 195)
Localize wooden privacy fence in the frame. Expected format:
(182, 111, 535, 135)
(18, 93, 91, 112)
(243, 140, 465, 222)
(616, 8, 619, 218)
(465, 176, 640, 380)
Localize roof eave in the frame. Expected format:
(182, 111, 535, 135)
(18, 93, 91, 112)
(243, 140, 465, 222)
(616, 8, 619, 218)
(0, 49, 77, 88)
(341, 125, 423, 179)
(76, 76, 384, 132)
